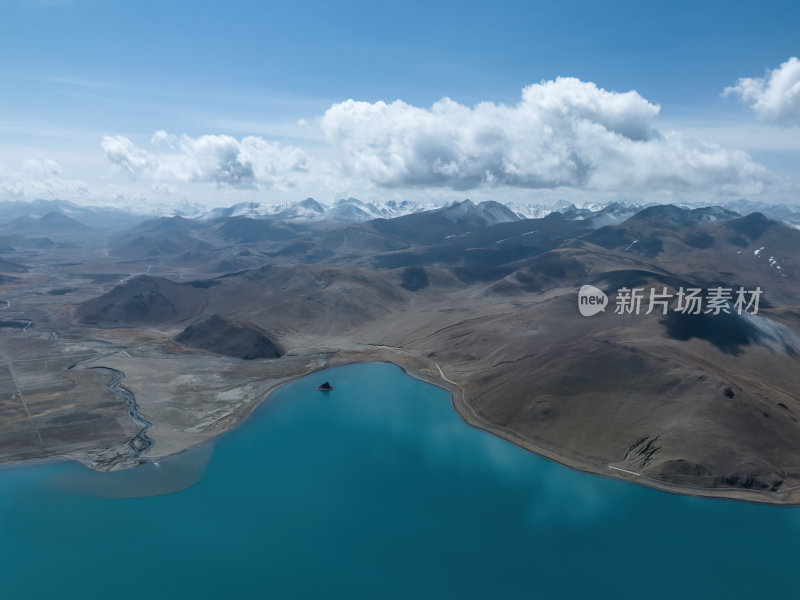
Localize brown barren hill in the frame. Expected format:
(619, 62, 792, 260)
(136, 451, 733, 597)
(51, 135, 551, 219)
(174, 314, 282, 360)
(76, 275, 208, 327)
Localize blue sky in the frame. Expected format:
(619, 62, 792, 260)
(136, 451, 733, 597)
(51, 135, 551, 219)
(1, 0, 799, 209)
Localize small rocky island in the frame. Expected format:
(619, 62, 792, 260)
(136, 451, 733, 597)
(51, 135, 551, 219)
(317, 381, 334, 392)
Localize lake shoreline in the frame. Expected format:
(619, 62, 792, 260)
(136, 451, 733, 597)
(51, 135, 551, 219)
(1, 345, 797, 506)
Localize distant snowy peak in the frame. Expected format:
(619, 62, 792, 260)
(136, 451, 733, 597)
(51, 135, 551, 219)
(327, 197, 441, 222)
(473, 200, 521, 224)
(509, 203, 556, 220)
(440, 200, 520, 225)
(201, 202, 277, 220)
(272, 198, 326, 220)
(384, 199, 436, 215)
(508, 200, 641, 223)
(327, 197, 389, 223)
(588, 202, 643, 226)
(200, 197, 436, 223)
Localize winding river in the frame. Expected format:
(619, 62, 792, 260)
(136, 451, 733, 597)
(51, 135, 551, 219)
(68, 359, 155, 463)
(102, 367, 155, 461)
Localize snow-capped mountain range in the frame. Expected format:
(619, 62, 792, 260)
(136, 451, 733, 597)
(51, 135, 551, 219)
(3, 196, 800, 230)
(160, 195, 800, 229)
(194, 196, 645, 226)
(199, 197, 441, 224)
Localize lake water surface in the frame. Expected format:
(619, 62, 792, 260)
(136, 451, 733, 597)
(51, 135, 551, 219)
(1, 362, 799, 599)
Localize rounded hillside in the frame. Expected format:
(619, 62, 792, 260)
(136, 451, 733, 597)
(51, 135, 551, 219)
(175, 314, 282, 360)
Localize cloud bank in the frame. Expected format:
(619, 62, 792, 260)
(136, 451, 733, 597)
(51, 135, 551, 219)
(0, 159, 89, 200)
(725, 57, 800, 126)
(321, 77, 768, 194)
(102, 132, 309, 189)
(96, 77, 778, 203)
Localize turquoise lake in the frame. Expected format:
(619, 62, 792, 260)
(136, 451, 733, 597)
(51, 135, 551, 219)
(1, 361, 799, 599)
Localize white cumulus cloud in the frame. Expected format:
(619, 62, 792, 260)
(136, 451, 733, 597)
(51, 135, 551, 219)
(321, 77, 768, 195)
(102, 132, 309, 189)
(724, 57, 800, 126)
